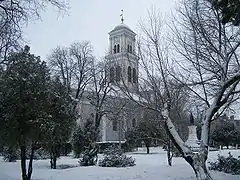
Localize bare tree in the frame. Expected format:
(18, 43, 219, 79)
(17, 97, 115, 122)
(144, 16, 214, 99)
(70, 42, 93, 100)
(168, 1, 240, 179)
(135, 78, 189, 165)
(87, 59, 113, 133)
(48, 46, 72, 90)
(123, 1, 240, 179)
(0, 0, 68, 66)
(48, 41, 94, 110)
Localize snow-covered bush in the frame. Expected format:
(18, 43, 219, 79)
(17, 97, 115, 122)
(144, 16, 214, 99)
(99, 146, 135, 167)
(209, 152, 240, 175)
(72, 120, 99, 158)
(78, 146, 98, 166)
(2, 146, 18, 162)
(33, 147, 49, 160)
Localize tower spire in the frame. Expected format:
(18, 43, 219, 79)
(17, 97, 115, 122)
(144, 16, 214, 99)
(120, 9, 124, 23)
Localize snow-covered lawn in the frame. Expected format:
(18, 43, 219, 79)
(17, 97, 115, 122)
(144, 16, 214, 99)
(0, 147, 240, 180)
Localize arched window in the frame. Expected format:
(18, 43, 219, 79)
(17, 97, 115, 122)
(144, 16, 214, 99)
(114, 45, 117, 54)
(116, 66, 121, 82)
(132, 118, 136, 128)
(127, 66, 132, 82)
(117, 44, 120, 53)
(110, 67, 115, 82)
(133, 68, 137, 83)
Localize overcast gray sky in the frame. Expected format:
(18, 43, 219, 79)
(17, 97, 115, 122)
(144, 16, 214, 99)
(23, 0, 176, 60)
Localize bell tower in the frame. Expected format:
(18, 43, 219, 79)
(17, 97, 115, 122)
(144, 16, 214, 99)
(105, 13, 139, 92)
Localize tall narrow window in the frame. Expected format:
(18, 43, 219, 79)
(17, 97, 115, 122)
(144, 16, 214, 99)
(129, 45, 132, 53)
(132, 118, 136, 128)
(113, 119, 117, 131)
(116, 66, 121, 82)
(114, 45, 117, 54)
(110, 67, 115, 82)
(128, 66, 132, 82)
(117, 44, 120, 53)
(133, 68, 137, 83)
(127, 45, 132, 53)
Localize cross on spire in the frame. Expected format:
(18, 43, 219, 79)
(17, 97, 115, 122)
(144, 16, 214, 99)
(120, 9, 124, 23)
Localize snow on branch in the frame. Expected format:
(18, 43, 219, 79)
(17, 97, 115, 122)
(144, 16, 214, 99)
(162, 108, 192, 155)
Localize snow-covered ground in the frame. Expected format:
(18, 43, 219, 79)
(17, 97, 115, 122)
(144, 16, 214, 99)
(0, 147, 240, 180)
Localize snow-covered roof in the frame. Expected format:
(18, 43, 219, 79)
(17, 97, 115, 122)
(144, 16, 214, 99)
(109, 23, 136, 35)
(113, 23, 131, 31)
(109, 85, 147, 103)
(72, 84, 147, 105)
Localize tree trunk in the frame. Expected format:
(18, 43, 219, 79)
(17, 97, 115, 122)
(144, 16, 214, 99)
(167, 149, 172, 166)
(20, 145, 28, 180)
(50, 145, 53, 169)
(146, 145, 150, 154)
(95, 113, 102, 132)
(27, 145, 35, 180)
(50, 156, 53, 169)
(194, 157, 212, 180)
(20, 143, 35, 180)
(167, 139, 173, 166)
(50, 145, 57, 169)
(162, 108, 213, 179)
(185, 153, 212, 180)
(53, 155, 57, 169)
(118, 117, 122, 150)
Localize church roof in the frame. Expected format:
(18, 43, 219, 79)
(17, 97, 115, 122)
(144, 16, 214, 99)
(113, 23, 131, 31)
(109, 23, 136, 35)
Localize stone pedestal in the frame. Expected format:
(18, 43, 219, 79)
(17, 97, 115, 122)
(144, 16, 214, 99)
(185, 125, 200, 151)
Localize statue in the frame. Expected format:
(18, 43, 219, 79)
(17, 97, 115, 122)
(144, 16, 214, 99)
(185, 112, 200, 151)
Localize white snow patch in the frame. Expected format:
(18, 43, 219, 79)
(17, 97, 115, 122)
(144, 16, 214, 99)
(0, 148, 240, 180)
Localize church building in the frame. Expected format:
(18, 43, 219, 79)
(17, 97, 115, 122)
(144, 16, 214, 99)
(77, 20, 142, 144)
